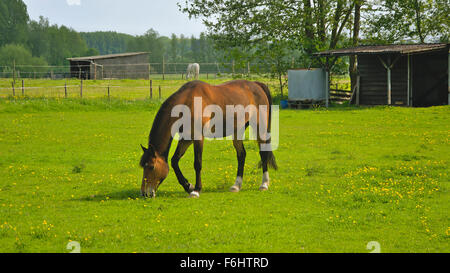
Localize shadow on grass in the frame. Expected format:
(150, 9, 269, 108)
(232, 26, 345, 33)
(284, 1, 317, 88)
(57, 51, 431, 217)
(77, 185, 232, 202)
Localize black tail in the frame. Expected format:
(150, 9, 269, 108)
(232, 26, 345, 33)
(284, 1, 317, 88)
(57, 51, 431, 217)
(255, 81, 278, 171)
(254, 81, 273, 132)
(259, 151, 278, 170)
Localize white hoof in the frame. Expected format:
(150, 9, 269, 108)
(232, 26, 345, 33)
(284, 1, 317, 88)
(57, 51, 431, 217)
(230, 185, 240, 193)
(259, 183, 269, 191)
(230, 176, 242, 193)
(189, 191, 200, 198)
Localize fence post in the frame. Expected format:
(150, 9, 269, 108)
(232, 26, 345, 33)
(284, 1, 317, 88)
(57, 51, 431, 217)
(162, 58, 165, 80)
(107, 85, 110, 99)
(159, 85, 161, 99)
(65, 81, 67, 98)
(150, 79, 153, 99)
(12, 82, 15, 96)
(80, 79, 83, 98)
(13, 59, 16, 85)
(22, 80, 24, 96)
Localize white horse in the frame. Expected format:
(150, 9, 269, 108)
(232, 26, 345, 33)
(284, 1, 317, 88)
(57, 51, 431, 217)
(186, 63, 200, 80)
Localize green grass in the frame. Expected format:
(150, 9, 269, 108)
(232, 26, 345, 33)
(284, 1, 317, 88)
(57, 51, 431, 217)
(0, 88, 448, 253)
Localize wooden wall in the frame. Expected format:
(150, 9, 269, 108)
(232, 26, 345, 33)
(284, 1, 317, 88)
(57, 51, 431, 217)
(412, 50, 448, 107)
(69, 54, 149, 80)
(95, 54, 149, 79)
(358, 54, 408, 105)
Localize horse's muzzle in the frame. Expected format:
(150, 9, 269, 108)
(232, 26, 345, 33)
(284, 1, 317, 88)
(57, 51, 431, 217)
(142, 187, 156, 198)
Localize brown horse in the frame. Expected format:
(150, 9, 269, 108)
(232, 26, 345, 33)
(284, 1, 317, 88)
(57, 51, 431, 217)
(140, 80, 277, 198)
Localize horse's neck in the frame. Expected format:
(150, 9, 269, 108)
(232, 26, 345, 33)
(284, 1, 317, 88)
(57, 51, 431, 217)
(149, 114, 173, 162)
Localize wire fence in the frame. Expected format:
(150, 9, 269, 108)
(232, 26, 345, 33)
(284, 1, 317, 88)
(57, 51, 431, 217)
(0, 78, 292, 100)
(0, 62, 276, 80)
(0, 61, 350, 100)
(0, 79, 183, 99)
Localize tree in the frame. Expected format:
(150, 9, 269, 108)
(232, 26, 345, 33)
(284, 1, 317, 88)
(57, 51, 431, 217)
(27, 16, 50, 58)
(169, 33, 179, 62)
(0, 0, 29, 47)
(80, 31, 135, 55)
(180, 0, 358, 92)
(349, 1, 362, 92)
(0, 44, 48, 77)
(364, 0, 450, 43)
(127, 29, 167, 63)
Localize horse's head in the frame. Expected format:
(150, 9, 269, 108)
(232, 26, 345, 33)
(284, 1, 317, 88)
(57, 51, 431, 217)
(139, 144, 169, 198)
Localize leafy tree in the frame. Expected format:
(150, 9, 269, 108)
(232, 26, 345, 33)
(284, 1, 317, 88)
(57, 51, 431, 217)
(44, 24, 88, 65)
(80, 31, 135, 55)
(26, 16, 89, 65)
(169, 33, 179, 62)
(127, 29, 167, 63)
(84, 47, 100, 57)
(0, 44, 48, 77)
(27, 16, 50, 58)
(0, 0, 29, 47)
(364, 0, 450, 43)
(180, 0, 358, 92)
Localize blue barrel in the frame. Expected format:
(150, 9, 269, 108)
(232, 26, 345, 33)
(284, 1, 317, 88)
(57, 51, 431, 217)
(280, 100, 288, 109)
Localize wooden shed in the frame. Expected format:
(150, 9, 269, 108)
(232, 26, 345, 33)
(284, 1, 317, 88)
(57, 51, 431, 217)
(315, 44, 449, 107)
(67, 52, 149, 80)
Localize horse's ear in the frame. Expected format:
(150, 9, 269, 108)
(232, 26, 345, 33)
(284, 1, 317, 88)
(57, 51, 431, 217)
(140, 144, 147, 153)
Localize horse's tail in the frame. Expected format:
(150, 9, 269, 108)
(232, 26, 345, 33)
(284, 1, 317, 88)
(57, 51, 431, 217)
(254, 81, 278, 171)
(254, 81, 272, 131)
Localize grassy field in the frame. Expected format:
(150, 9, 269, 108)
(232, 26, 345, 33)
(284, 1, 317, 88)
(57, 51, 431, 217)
(0, 79, 448, 253)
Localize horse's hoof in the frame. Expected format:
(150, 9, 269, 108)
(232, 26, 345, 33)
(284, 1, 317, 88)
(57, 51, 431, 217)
(189, 191, 200, 198)
(259, 184, 269, 191)
(230, 186, 240, 193)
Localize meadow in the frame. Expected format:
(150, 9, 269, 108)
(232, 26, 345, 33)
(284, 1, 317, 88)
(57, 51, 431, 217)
(0, 78, 448, 253)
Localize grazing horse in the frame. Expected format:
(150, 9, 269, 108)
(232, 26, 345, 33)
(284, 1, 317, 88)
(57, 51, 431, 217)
(140, 80, 277, 198)
(186, 63, 200, 80)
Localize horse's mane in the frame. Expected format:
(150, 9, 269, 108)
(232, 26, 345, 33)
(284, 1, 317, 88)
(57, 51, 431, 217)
(147, 81, 199, 160)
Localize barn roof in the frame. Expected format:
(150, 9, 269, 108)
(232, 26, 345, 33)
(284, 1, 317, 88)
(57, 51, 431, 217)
(67, 52, 149, 62)
(314, 43, 449, 57)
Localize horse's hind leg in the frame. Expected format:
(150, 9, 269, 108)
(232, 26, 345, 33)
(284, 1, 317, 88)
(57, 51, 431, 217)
(230, 139, 246, 192)
(171, 140, 194, 194)
(190, 139, 204, 198)
(258, 149, 270, 191)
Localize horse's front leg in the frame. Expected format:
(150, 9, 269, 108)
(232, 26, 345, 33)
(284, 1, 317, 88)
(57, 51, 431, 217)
(190, 139, 204, 198)
(171, 140, 194, 194)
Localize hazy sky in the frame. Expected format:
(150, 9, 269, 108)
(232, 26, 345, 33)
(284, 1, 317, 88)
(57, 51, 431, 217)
(22, 0, 207, 37)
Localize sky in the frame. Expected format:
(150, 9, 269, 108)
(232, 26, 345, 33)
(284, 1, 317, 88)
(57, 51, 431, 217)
(22, 0, 207, 37)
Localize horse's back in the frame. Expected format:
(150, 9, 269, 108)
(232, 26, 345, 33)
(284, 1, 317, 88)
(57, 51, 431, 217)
(168, 80, 269, 107)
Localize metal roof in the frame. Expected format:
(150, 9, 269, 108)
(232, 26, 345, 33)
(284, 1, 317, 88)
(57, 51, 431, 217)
(67, 52, 149, 62)
(314, 43, 449, 57)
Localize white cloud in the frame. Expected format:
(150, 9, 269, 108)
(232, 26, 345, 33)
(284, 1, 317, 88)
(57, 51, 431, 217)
(67, 0, 81, 6)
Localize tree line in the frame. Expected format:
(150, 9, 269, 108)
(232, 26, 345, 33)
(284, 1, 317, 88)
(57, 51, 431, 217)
(0, 0, 222, 75)
(0, 0, 448, 88)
